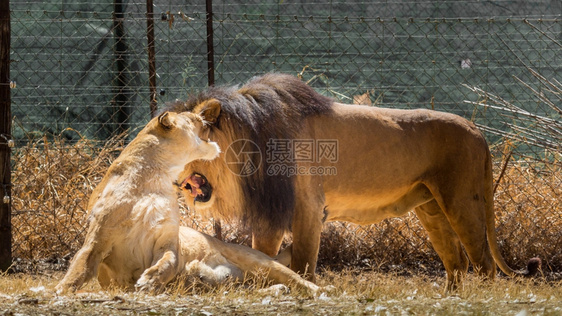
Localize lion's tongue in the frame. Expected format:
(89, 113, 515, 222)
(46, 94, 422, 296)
(182, 174, 205, 197)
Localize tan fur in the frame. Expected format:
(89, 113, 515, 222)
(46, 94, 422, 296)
(176, 227, 319, 292)
(55, 111, 319, 294)
(171, 74, 538, 291)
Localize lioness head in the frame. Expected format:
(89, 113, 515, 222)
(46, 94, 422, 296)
(150, 111, 220, 174)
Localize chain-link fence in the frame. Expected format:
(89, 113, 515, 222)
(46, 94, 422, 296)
(6, 0, 561, 273)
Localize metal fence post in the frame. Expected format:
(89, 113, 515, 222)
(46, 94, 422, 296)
(113, 0, 130, 135)
(206, 0, 214, 86)
(146, 0, 157, 118)
(0, 0, 12, 272)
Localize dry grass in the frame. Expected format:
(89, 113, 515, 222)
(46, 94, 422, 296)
(11, 130, 128, 261)
(1, 269, 561, 315)
(492, 153, 562, 273)
(465, 66, 562, 273)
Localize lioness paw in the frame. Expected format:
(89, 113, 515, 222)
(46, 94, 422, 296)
(54, 283, 67, 295)
(258, 284, 290, 296)
(135, 274, 160, 292)
(54, 281, 76, 295)
(320, 285, 336, 294)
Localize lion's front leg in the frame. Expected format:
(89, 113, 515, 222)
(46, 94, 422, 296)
(55, 242, 105, 294)
(291, 209, 323, 282)
(136, 236, 180, 292)
(56, 223, 112, 295)
(274, 244, 292, 267)
(290, 177, 325, 282)
(136, 250, 179, 292)
(252, 228, 285, 258)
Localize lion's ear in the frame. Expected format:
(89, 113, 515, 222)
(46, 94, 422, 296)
(199, 99, 221, 124)
(158, 111, 173, 129)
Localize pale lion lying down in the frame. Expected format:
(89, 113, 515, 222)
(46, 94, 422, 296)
(56, 111, 319, 294)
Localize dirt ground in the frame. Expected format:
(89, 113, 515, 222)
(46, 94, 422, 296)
(1, 264, 561, 315)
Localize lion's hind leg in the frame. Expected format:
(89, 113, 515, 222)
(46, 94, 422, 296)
(216, 241, 320, 294)
(415, 200, 469, 292)
(429, 183, 497, 281)
(441, 197, 496, 278)
(97, 263, 112, 289)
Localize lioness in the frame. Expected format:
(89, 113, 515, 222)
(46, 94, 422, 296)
(165, 73, 539, 290)
(56, 111, 319, 294)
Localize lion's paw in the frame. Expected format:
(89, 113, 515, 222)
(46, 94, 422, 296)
(258, 284, 290, 296)
(135, 272, 161, 292)
(319, 285, 336, 294)
(55, 280, 79, 295)
(54, 283, 68, 295)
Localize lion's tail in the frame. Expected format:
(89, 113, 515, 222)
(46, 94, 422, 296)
(484, 148, 541, 278)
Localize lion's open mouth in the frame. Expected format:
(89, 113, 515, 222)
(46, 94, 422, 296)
(179, 173, 213, 203)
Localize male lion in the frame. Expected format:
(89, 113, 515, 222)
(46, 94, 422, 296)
(166, 73, 539, 290)
(56, 111, 319, 294)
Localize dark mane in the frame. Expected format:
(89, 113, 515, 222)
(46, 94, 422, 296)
(164, 73, 334, 232)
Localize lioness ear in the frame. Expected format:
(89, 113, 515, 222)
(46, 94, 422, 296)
(199, 99, 221, 124)
(158, 111, 173, 129)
